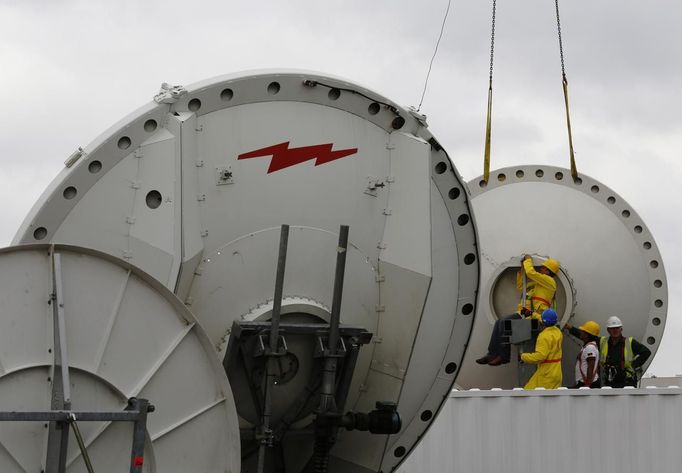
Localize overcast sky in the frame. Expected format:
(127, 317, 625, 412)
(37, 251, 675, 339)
(1, 0, 680, 375)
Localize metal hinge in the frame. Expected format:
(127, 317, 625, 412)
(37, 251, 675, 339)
(153, 83, 188, 104)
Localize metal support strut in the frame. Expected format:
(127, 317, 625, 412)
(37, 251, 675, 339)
(257, 224, 290, 473)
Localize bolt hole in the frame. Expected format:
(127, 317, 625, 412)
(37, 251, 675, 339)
(392, 116, 406, 130)
(622, 210, 631, 218)
(643, 241, 652, 250)
(449, 187, 461, 200)
(634, 225, 642, 234)
(591, 185, 599, 193)
(420, 410, 433, 422)
(220, 88, 234, 101)
(650, 260, 659, 269)
(574, 177, 583, 185)
(63, 186, 77, 200)
(267, 82, 281, 95)
(435, 162, 447, 174)
(535, 169, 544, 178)
(394, 447, 406, 458)
(647, 336, 656, 345)
(368, 102, 380, 115)
(516, 170, 524, 178)
(117, 136, 131, 150)
(654, 299, 663, 308)
(144, 119, 157, 132)
(462, 303, 474, 315)
(88, 160, 102, 174)
(146, 190, 162, 209)
(654, 280, 662, 288)
(497, 173, 506, 182)
(33, 227, 48, 240)
(457, 214, 470, 226)
(607, 196, 616, 204)
(464, 253, 476, 265)
(652, 317, 661, 326)
(188, 98, 202, 112)
(479, 180, 488, 188)
(328, 88, 340, 100)
(555, 172, 563, 180)
(445, 362, 457, 374)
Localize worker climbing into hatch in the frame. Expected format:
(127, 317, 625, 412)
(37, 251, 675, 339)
(520, 309, 563, 389)
(600, 316, 651, 388)
(564, 320, 601, 388)
(476, 255, 560, 366)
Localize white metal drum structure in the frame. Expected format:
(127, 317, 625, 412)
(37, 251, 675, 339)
(0, 245, 240, 473)
(456, 165, 667, 390)
(13, 71, 480, 472)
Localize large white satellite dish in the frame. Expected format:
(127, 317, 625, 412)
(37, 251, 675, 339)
(0, 244, 239, 473)
(456, 165, 667, 389)
(14, 71, 480, 472)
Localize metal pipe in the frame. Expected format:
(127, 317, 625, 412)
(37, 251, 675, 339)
(269, 225, 289, 352)
(47, 250, 72, 473)
(129, 398, 150, 473)
(319, 225, 350, 414)
(70, 416, 96, 473)
(328, 225, 349, 357)
(257, 224, 290, 473)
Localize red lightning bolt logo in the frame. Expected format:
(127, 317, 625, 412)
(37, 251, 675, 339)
(238, 142, 358, 173)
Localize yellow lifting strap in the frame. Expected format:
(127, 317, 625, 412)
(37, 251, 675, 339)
(483, 81, 493, 183)
(482, 0, 497, 184)
(562, 77, 578, 180)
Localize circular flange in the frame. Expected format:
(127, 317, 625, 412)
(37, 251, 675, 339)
(13, 71, 480, 472)
(0, 245, 239, 473)
(456, 165, 667, 389)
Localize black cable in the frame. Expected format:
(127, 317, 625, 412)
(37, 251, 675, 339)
(417, 0, 453, 112)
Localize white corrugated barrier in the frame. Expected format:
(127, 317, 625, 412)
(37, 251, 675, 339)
(397, 387, 682, 473)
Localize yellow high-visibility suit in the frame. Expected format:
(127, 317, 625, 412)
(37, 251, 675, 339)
(520, 325, 563, 389)
(517, 258, 557, 320)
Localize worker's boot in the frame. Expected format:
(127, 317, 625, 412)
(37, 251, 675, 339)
(476, 354, 494, 365)
(487, 356, 508, 366)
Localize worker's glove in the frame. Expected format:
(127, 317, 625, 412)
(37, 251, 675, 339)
(634, 367, 644, 381)
(519, 307, 533, 318)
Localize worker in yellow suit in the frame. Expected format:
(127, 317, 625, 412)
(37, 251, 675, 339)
(476, 255, 560, 366)
(520, 308, 563, 389)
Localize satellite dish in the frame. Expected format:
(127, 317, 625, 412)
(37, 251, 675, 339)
(0, 245, 239, 473)
(456, 165, 667, 389)
(14, 71, 480, 472)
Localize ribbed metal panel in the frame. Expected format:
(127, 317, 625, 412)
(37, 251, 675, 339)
(397, 387, 682, 472)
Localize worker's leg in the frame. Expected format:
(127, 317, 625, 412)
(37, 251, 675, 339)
(488, 313, 520, 361)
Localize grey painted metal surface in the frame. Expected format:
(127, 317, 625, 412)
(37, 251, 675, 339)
(0, 245, 239, 473)
(458, 165, 666, 389)
(13, 70, 480, 473)
(398, 387, 682, 473)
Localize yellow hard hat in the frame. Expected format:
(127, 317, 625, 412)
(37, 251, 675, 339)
(542, 258, 560, 274)
(579, 320, 601, 337)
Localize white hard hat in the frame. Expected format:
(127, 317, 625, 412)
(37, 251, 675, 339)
(606, 316, 623, 328)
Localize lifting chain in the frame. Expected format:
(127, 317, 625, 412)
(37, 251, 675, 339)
(483, 0, 579, 182)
